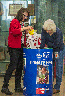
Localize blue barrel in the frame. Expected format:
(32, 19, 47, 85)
(23, 48, 53, 96)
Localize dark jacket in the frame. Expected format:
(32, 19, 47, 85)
(40, 27, 64, 52)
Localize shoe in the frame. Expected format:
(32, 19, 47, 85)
(1, 88, 13, 95)
(15, 88, 23, 93)
(53, 88, 60, 94)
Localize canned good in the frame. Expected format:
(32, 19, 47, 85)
(55, 52, 59, 58)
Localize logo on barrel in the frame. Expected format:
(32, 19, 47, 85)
(36, 88, 45, 94)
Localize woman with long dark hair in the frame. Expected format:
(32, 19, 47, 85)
(1, 8, 32, 95)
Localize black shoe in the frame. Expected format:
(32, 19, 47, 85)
(15, 88, 23, 93)
(1, 88, 13, 95)
(53, 88, 60, 94)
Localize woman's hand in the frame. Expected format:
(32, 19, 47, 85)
(20, 26, 33, 32)
(27, 26, 33, 30)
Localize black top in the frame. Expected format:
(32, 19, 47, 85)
(40, 27, 64, 52)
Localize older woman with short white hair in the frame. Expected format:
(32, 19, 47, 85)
(40, 19, 64, 94)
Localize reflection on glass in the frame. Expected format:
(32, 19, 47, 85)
(1, 1, 28, 31)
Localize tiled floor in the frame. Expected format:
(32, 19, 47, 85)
(0, 75, 65, 96)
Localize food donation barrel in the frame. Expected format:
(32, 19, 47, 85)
(23, 48, 53, 96)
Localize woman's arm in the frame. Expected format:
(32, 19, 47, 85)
(10, 19, 21, 36)
(47, 28, 64, 48)
(10, 19, 32, 36)
(20, 26, 32, 32)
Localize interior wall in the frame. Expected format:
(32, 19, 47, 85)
(0, 0, 65, 74)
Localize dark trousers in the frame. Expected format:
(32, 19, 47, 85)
(3, 46, 23, 89)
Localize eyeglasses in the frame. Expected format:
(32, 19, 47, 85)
(23, 14, 29, 18)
